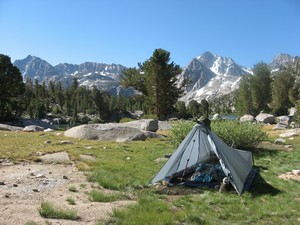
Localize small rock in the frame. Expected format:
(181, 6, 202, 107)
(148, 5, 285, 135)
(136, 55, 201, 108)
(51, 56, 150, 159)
(13, 184, 18, 187)
(5, 193, 10, 198)
(125, 156, 131, 160)
(59, 140, 74, 145)
(0, 181, 5, 185)
(30, 172, 35, 176)
(274, 138, 286, 144)
(164, 154, 172, 158)
(36, 174, 46, 178)
(280, 132, 298, 138)
(36, 151, 45, 156)
(63, 175, 68, 179)
(292, 170, 300, 176)
(44, 140, 52, 144)
(32, 188, 39, 192)
(44, 128, 54, 132)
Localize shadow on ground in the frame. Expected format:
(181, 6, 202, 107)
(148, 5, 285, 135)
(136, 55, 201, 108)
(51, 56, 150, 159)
(248, 171, 281, 197)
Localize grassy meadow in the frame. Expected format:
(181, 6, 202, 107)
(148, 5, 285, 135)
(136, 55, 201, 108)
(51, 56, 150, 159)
(0, 125, 299, 225)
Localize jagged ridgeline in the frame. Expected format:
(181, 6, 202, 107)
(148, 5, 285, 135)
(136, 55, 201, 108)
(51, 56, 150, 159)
(13, 52, 298, 102)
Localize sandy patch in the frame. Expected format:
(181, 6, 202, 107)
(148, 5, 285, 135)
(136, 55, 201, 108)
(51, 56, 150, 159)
(0, 161, 134, 225)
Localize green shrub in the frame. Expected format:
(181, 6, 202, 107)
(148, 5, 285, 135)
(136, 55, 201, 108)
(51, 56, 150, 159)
(39, 201, 78, 220)
(169, 121, 194, 147)
(169, 120, 267, 150)
(211, 120, 267, 149)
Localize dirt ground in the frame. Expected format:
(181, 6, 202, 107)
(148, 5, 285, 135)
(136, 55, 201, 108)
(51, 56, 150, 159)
(0, 159, 134, 225)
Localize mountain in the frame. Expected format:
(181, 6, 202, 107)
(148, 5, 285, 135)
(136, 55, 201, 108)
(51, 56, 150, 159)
(177, 51, 252, 103)
(269, 53, 297, 71)
(13, 52, 297, 102)
(13, 55, 134, 96)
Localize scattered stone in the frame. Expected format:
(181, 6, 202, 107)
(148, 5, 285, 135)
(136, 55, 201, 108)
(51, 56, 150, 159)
(0, 123, 23, 131)
(30, 172, 35, 176)
(125, 156, 131, 160)
(5, 193, 10, 198)
(140, 119, 158, 132)
(0, 181, 5, 185)
(276, 116, 291, 126)
(255, 113, 275, 124)
(85, 146, 92, 149)
(44, 140, 52, 144)
(63, 175, 68, 179)
(274, 138, 286, 144)
(58, 140, 74, 145)
(240, 114, 255, 123)
(23, 125, 44, 132)
(36, 174, 46, 178)
(32, 188, 39, 192)
(292, 170, 300, 176)
(278, 172, 300, 182)
(38, 152, 70, 163)
(280, 132, 298, 138)
(13, 184, 18, 187)
(154, 157, 168, 163)
(44, 128, 55, 132)
(212, 114, 222, 121)
(36, 151, 45, 156)
(164, 154, 172, 158)
(284, 145, 293, 149)
(273, 123, 288, 130)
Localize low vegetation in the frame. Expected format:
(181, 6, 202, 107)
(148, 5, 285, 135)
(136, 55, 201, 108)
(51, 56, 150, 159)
(88, 190, 131, 202)
(169, 120, 267, 150)
(0, 123, 299, 224)
(39, 201, 78, 220)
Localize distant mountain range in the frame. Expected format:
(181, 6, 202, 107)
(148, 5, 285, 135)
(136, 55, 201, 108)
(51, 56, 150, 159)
(13, 52, 298, 102)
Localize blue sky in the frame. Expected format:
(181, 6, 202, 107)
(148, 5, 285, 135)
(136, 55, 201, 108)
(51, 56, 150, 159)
(0, 0, 299, 68)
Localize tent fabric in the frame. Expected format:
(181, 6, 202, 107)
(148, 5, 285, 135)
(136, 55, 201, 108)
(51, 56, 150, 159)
(149, 122, 253, 195)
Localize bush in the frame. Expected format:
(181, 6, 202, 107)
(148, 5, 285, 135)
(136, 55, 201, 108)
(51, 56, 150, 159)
(169, 121, 194, 147)
(169, 120, 267, 150)
(211, 120, 267, 149)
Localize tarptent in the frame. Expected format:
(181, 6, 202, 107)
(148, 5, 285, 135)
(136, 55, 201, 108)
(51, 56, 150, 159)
(150, 122, 254, 195)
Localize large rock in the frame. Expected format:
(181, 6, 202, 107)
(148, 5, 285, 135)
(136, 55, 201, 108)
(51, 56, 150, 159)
(276, 116, 291, 126)
(0, 124, 23, 131)
(64, 124, 146, 141)
(140, 119, 158, 132)
(255, 113, 275, 124)
(240, 114, 255, 123)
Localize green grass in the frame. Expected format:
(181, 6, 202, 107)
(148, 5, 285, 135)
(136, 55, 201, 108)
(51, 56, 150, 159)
(68, 186, 78, 192)
(39, 201, 78, 220)
(88, 190, 131, 202)
(66, 197, 76, 205)
(1, 128, 300, 224)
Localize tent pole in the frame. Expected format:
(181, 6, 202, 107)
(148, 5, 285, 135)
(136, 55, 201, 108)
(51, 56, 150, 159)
(181, 140, 195, 179)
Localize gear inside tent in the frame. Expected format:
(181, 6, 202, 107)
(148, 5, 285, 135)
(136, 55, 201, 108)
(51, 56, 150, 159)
(149, 122, 256, 195)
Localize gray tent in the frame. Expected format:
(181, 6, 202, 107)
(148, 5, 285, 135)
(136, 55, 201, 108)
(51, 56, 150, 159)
(150, 123, 254, 194)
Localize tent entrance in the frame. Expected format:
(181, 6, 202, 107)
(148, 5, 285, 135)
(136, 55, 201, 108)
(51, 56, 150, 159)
(166, 156, 226, 188)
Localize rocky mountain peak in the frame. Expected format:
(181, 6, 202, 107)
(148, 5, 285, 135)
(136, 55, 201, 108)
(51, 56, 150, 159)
(269, 53, 295, 71)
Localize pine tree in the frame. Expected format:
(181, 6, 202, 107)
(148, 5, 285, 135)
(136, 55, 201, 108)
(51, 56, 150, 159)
(0, 54, 25, 121)
(251, 62, 272, 114)
(235, 75, 253, 116)
(121, 49, 182, 119)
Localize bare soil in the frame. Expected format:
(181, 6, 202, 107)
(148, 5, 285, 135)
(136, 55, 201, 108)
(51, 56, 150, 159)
(0, 160, 134, 225)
